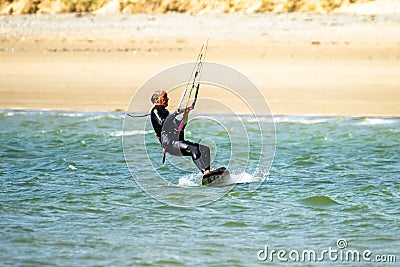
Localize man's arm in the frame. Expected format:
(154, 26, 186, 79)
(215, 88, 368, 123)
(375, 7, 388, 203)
(177, 107, 192, 133)
(152, 107, 167, 126)
(160, 107, 191, 149)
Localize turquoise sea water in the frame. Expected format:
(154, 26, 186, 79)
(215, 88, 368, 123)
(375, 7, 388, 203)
(1, 110, 399, 266)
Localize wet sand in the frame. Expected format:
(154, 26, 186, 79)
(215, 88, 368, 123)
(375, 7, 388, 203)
(1, 13, 400, 116)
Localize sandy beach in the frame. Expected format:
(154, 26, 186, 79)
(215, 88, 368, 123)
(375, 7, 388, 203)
(1, 13, 400, 116)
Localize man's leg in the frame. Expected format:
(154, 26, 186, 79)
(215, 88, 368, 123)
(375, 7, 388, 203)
(192, 143, 211, 173)
(172, 141, 211, 173)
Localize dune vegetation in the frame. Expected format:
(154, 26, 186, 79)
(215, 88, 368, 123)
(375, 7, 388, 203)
(1, 0, 376, 15)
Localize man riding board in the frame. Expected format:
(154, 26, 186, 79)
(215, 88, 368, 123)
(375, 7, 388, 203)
(150, 90, 212, 176)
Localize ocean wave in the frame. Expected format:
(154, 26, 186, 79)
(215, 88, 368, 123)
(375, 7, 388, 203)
(58, 112, 85, 117)
(0, 110, 46, 117)
(302, 195, 340, 207)
(356, 118, 399, 126)
(0, 110, 123, 119)
(273, 116, 331, 124)
(1, 110, 17, 117)
(82, 113, 123, 121)
(110, 130, 153, 137)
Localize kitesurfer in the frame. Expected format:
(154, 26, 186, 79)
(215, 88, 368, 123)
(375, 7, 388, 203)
(150, 90, 211, 175)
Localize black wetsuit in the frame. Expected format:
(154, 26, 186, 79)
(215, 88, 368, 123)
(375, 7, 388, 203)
(150, 105, 210, 173)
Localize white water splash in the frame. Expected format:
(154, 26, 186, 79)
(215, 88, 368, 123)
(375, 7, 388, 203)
(177, 171, 265, 187)
(272, 117, 330, 124)
(68, 165, 77, 170)
(178, 173, 202, 187)
(357, 118, 398, 126)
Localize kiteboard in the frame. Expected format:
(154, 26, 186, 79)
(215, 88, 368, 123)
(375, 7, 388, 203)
(202, 166, 230, 185)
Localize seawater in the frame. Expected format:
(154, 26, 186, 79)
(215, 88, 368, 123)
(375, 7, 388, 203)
(1, 110, 399, 266)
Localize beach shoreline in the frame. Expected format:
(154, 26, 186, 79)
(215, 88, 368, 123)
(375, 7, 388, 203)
(1, 13, 400, 117)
